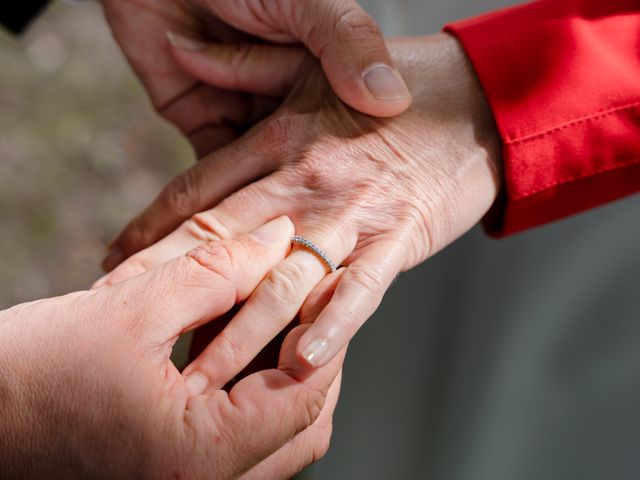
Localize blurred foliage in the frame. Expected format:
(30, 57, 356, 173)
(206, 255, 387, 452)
(0, 1, 193, 308)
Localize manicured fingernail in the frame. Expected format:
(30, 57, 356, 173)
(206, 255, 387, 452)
(184, 372, 209, 396)
(251, 216, 291, 244)
(363, 64, 410, 100)
(166, 31, 207, 52)
(301, 337, 330, 367)
(102, 246, 124, 272)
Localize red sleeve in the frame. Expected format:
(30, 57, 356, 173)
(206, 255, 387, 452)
(444, 0, 640, 236)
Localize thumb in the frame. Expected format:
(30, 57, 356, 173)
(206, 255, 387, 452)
(203, 0, 412, 117)
(306, 0, 412, 117)
(187, 323, 346, 477)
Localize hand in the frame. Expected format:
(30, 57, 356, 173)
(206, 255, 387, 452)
(100, 0, 411, 161)
(99, 34, 502, 373)
(0, 217, 344, 479)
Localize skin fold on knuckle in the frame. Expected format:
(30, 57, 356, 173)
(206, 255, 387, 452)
(184, 211, 230, 243)
(392, 201, 435, 264)
(346, 264, 385, 298)
(290, 384, 326, 434)
(212, 328, 247, 370)
(261, 262, 306, 308)
(185, 241, 238, 297)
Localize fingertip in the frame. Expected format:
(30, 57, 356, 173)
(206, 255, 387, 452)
(250, 215, 294, 245)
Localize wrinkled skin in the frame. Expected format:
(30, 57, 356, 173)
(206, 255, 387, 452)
(98, 34, 502, 377)
(0, 218, 344, 479)
(100, 0, 409, 159)
(100, 0, 270, 157)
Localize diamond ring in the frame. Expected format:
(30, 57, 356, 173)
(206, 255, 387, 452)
(291, 236, 337, 273)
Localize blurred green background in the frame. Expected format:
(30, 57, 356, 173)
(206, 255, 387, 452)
(0, 1, 192, 308)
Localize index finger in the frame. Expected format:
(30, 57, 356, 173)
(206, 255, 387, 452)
(95, 216, 293, 345)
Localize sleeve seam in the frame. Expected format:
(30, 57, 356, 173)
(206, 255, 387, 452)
(505, 101, 640, 145)
(512, 157, 640, 200)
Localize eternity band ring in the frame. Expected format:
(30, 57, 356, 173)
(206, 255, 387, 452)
(291, 236, 338, 273)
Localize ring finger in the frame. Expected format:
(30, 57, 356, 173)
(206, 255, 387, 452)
(183, 220, 357, 390)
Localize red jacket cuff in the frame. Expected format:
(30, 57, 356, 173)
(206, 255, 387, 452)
(445, 0, 640, 236)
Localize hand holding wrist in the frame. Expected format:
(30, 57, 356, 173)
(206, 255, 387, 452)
(98, 32, 503, 374)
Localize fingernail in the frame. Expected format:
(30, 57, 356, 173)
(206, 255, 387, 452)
(251, 216, 291, 244)
(166, 31, 207, 52)
(102, 246, 124, 272)
(363, 64, 410, 101)
(301, 337, 330, 367)
(184, 372, 209, 396)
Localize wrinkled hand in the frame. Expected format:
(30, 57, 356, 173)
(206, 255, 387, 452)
(100, 0, 410, 159)
(0, 217, 344, 479)
(99, 33, 502, 372)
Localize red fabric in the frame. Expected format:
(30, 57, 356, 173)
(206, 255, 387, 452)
(445, 0, 640, 236)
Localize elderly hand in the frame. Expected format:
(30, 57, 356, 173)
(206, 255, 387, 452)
(100, 0, 410, 159)
(0, 217, 344, 479)
(98, 33, 502, 372)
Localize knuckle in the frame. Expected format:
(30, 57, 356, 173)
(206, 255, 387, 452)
(184, 212, 230, 242)
(286, 148, 335, 192)
(297, 385, 325, 429)
(186, 241, 237, 287)
(297, 157, 326, 187)
(347, 264, 385, 296)
(160, 171, 200, 218)
(261, 261, 306, 307)
(214, 329, 246, 369)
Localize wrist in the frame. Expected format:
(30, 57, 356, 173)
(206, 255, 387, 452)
(387, 33, 503, 250)
(445, 33, 502, 184)
(408, 33, 501, 182)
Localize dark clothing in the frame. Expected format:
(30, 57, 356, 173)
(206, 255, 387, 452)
(0, 1, 50, 33)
